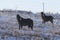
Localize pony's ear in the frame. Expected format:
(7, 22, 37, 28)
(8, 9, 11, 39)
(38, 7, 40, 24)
(41, 12, 44, 14)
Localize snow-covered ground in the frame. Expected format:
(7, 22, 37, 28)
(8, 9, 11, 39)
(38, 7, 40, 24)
(0, 10, 60, 40)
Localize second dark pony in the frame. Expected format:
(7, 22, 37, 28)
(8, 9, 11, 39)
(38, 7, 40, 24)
(41, 12, 54, 24)
(16, 14, 33, 30)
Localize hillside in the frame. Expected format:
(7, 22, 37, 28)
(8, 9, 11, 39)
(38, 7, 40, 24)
(0, 10, 60, 40)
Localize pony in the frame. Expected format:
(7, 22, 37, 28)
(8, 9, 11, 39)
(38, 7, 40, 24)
(16, 14, 33, 30)
(41, 12, 54, 24)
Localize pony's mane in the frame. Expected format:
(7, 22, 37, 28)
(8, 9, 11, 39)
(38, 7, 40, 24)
(17, 14, 23, 20)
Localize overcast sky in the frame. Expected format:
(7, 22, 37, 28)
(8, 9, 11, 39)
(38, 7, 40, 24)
(0, 0, 60, 13)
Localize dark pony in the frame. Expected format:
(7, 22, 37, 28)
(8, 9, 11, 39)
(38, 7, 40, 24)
(41, 12, 54, 24)
(16, 14, 33, 30)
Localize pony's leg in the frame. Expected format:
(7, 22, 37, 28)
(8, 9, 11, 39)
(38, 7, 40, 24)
(42, 21, 44, 24)
(20, 25, 22, 29)
(20, 25, 23, 30)
(50, 20, 55, 35)
(28, 25, 33, 30)
(42, 21, 46, 27)
(28, 25, 31, 30)
(50, 20, 54, 27)
(31, 23, 33, 30)
(19, 24, 22, 30)
(31, 26, 33, 30)
(19, 25, 21, 30)
(18, 22, 21, 30)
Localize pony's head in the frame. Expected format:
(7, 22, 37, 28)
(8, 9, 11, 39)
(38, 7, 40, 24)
(41, 12, 46, 16)
(41, 12, 44, 15)
(16, 14, 23, 20)
(17, 14, 20, 18)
